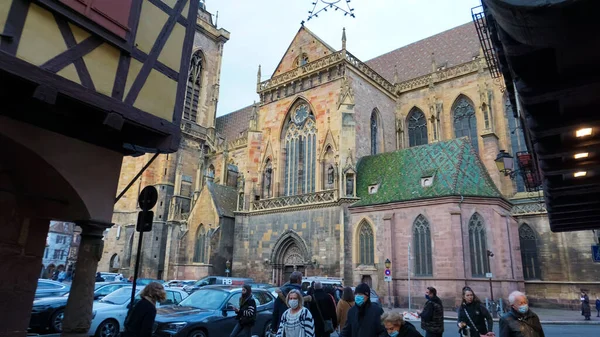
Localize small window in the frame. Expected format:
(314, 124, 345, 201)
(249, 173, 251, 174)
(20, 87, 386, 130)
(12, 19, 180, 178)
(368, 184, 379, 194)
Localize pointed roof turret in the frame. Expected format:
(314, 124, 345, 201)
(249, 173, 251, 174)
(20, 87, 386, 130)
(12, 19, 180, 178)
(257, 64, 261, 84)
(342, 27, 347, 50)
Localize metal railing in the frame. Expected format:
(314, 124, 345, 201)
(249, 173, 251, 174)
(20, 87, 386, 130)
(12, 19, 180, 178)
(250, 189, 337, 211)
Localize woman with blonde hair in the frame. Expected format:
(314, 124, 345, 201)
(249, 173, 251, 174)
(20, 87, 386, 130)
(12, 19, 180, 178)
(276, 289, 315, 337)
(381, 311, 422, 337)
(123, 282, 167, 337)
(336, 287, 354, 331)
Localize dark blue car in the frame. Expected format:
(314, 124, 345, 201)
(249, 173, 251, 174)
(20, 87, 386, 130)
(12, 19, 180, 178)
(153, 285, 274, 337)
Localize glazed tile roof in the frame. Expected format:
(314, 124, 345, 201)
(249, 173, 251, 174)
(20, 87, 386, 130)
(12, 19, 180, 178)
(352, 138, 502, 207)
(206, 181, 238, 218)
(365, 22, 480, 83)
(216, 104, 254, 142)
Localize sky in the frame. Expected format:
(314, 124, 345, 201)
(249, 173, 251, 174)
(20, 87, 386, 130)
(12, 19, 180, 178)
(209, 0, 483, 116)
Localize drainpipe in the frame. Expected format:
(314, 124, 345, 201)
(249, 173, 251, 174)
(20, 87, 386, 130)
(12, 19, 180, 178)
(459, 195, 467, 286)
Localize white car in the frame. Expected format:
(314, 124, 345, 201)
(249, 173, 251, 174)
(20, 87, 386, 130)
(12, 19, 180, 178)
(89, 286, 188, 337)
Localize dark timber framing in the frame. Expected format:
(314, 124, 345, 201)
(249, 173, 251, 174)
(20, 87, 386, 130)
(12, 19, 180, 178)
(0, 0, 30, 55)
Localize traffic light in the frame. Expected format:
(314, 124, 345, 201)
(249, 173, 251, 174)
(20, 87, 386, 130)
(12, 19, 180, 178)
(136, 211, 154, 232)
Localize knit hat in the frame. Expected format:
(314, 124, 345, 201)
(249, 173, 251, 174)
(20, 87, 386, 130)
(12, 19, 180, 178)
(355, 283, 370, 296)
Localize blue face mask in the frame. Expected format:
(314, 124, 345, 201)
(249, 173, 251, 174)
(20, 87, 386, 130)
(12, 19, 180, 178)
(389, 331, 399, 337)
(354, 295, 365, 306)
(517, 304, 528, 314)
(425, 295, 430, 300)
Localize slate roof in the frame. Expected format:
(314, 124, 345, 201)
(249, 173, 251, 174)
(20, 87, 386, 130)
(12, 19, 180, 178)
(215, 104, 254, 142)
(206, 182, 238, 218)
(351, 138, 502, 207)
(365, 22, 481, 83)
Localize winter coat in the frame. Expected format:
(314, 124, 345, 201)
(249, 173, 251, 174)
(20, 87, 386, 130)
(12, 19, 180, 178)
(392, 321, 423, 337)
(581, 294, 591, 317)
(123, 298, 156, 337)
(457, 301, 493, 335)
(596, 299, 600, 311)
(340, 301, 385, 337)
(236, 295, 257, 326)
(420, 296, 444, 334)
(499, 309, 545, 337)
(276, 307, 315, 337)
(336, 299, 354, 332)
(308, 289, 338, 336)
(272, 282, 303, 332)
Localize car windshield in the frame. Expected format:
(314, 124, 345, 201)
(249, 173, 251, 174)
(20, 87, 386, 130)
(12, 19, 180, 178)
(178, 289, 227, 310)
(99, 287, 138, 305)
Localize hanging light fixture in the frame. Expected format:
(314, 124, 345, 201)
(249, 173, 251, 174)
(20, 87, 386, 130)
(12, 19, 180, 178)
(495, 150, 514, 175)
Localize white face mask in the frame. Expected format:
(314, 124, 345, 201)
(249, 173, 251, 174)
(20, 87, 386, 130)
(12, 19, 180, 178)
(289, 299, 299, 309)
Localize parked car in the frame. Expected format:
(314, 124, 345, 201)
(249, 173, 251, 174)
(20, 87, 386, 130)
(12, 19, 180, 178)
(301, 277, 342, 292)
(89, 286, 187, 337)
(136, 278, 165, 286)
(153, 285, 274, 337)
(35, 279, 70, 299)
(183, 276, 254, 294)
(166, 280, 196, 289)
(29, 282, 131, 333)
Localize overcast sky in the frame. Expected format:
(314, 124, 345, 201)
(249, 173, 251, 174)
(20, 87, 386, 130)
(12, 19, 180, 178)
(210, 0, 482, 116)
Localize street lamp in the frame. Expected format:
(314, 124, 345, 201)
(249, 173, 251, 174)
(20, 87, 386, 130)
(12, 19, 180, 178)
(385, 259, 391, 269)
(225, 260, 231, 277)
(486, 250, 497, 318)
(384, 259, 392, 309)
(495, 150, 515, 176)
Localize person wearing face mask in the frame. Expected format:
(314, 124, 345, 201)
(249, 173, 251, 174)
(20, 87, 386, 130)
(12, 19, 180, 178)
(499, 291, 545, 337)
(381, 312, 423, 337)
(457, 287, 494, 337)
(340, 283, 385, 337)
(275, 289, 315, 337)
(417, 287, 444, 337)
(230, 284, 257, 337)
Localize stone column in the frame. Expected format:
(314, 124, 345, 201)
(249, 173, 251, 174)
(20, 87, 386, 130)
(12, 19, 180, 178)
(61, 220, 112, 337)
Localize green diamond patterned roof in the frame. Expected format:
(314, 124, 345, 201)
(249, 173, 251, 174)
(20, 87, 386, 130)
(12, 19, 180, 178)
(352, 138, 502, 207)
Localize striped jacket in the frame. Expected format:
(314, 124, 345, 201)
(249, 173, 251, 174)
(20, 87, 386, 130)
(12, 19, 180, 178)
(276, 307, 315, 337)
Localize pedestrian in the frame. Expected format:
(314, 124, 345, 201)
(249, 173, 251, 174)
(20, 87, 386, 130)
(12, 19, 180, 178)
(336, 287, 354, 332)
(457, 286, 494, 337)
(499, 291, 545, 337)
(381, 311, 423, 337)
(596, 296, 600, 317)
(275, 289, 315, 337)
(95, 272, 105, 282)
(580, 290, 591, 320)
(339, 283, 386, 337)
(58, 270, 67, 283)
(418, 286, 444, 337)
(308, 281, 338, 337)
(122, 282, 166, 337)
(230, 284, 257, 337)
(272, 271, 304, 335)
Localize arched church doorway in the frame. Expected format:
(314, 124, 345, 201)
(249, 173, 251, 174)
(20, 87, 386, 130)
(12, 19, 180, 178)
(271, 231, 309, 286)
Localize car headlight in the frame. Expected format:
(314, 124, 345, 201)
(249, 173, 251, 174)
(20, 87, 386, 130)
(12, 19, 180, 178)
(92, 311, 97, 319)
(164, 322, 187, 332)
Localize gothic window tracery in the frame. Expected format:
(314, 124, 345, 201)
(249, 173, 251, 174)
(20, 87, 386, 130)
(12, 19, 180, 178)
(194, 225, 207, 263)
(184, 51, 203, 122)
(283, 102, 317, 196)
(413, 215, 433, 276)
(519, 224, 541, 280)
(453, 95, 479, 152)
(468, 213, 489, 277)
(371, 109, 380, 155)
(358, 221, 374, 265)
(295, 53, 309, 67)
(407, 107, 428, 147)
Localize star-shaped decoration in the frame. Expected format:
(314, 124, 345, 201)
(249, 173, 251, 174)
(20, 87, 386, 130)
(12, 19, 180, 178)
(301, 0, 355, 25)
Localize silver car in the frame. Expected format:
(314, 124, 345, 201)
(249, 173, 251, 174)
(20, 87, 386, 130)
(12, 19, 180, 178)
(35, 279, 70, 299)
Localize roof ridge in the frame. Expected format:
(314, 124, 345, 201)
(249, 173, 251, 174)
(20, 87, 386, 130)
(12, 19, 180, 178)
(217, 103, 254, 119)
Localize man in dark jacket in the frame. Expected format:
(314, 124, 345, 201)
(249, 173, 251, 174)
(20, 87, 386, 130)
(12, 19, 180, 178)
(271, 271, 303, 334)
(231, 284, 257, 337)
(308, 281, 338, 337)
(340, 283, 385, 337)
(499, 291, 545, 337)
(419, 286, 444, 337)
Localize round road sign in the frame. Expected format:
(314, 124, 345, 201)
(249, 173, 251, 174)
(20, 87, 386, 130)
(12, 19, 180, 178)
(138, 186, 158, 211)
(385, 269, 391, 276)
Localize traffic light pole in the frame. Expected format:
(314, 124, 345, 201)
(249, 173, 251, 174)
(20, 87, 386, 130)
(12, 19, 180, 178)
(130, 225, 144, 306)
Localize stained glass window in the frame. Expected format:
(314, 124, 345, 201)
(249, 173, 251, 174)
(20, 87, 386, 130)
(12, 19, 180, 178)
(371, 110, 379, 155)
(284, 103, 316, 196)
(407, 108, 428, 147)
(194, 225, 206, 263)
(184, 52, 203, 122)
(468, 213, 489, 277)
(359, 222, 374, 265)
(519, 224, 541, 280)
(453, 96, 479, 152)
(413, 215, 433, 276)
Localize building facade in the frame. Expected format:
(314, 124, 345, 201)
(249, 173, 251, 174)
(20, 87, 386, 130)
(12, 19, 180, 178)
(101, 22, 600, 308)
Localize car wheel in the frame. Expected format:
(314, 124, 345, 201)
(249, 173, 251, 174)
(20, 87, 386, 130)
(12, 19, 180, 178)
(96, 319, 120, 337)
(263, 321, 272, 337)
(49, 309, 64, 333)
(188, 329, 207, 337)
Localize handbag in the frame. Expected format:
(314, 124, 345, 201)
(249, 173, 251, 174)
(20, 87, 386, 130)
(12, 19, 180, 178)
(313, 297, 334, 333)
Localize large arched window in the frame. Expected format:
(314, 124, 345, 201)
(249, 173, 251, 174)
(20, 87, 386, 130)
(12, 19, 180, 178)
(184, 51, 203, 122)
(194, 225, 207, 263)
(505, 97, 527, 192)
(452, 95, 479, 152)
(283, 102, 317, 196)
(262, 159, 273, 199)
(358, 221, 375, 265)
(371, 110, 379, 155)
(519, 224, 541, 280)
(413, 215, 433, 276)
(407, 107, 428, 147)
(468, 213, 489, 277)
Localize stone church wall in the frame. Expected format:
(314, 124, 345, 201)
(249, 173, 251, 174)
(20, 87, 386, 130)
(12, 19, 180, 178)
(233, 205, 344, 284)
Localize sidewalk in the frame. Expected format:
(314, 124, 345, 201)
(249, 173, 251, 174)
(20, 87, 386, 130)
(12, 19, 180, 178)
(383, 307, 600, 325)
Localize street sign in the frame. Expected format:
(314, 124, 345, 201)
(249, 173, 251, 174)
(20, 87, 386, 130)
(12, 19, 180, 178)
(384, 276, 392, 282)
(138, 186, 158, 211)
(592, 245, 600, 262)
(385, 269, 391, 276)
(486, 272, 493, 278)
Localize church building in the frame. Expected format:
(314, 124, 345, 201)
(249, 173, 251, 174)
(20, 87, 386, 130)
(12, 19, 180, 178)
(100, 12, 600, 308)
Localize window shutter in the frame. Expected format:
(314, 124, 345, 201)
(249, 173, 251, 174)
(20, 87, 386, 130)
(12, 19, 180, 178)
(59, 0, 133, 38)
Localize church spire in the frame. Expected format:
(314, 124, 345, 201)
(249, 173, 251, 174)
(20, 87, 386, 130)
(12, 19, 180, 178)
(342, 27, 347, 50)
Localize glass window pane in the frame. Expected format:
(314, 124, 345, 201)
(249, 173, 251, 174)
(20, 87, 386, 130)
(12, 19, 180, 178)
(407, 108, 428, 147)
(453, 96, 478, 152)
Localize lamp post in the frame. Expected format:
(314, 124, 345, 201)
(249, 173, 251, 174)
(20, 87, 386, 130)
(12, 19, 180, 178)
(226, 260, 231, 277)
(487, 249, 497, 318)
(385, 259, 392, 308)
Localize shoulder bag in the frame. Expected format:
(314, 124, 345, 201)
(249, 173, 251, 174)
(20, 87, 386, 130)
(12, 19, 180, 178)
(313, 297, 334, 333)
